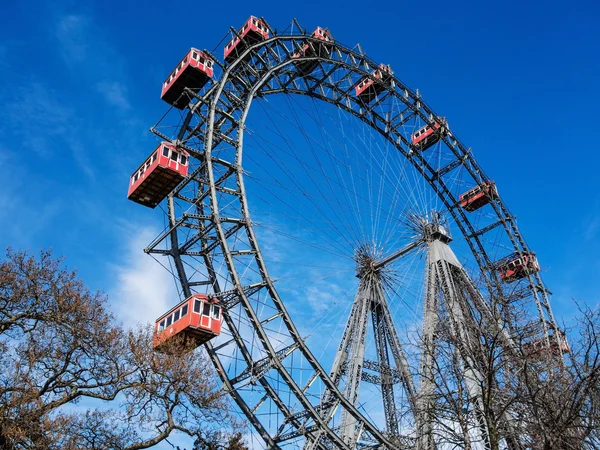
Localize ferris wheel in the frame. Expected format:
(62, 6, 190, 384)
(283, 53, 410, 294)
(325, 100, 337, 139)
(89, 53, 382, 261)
(127, 16, 567, 450)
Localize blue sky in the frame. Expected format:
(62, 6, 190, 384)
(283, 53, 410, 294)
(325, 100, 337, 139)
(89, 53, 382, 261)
(1, 0, 599, 446)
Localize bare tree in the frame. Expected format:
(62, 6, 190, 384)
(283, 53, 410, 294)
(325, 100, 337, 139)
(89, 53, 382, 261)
(417, 306, 513, 450)
(417, 292, 600, 450)
(512, 304, 600, 449)
(191, 431, 249, 450)
(0, 248, 244, 449)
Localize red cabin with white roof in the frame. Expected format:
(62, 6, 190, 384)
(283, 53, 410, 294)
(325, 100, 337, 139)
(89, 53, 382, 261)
(291, 27, 332, 74)
(459, 181, 499, 212)
(524, 330, 570, 357)
(497, 252, 540, 283)
(153, 294, 223, 353)
(224, 16, 269, 63)
(161, 48, 214, 109)
(412, 118, 448, 151)
(127, 142, 189, 208)
(355, 64, 393, 103)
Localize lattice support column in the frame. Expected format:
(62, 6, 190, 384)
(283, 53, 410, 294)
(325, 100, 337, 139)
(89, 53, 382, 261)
(417, 232, 493, 450)
(339, 277, 371, 446)
(416, 246, 440, 450)
(304, 243, 420, 450)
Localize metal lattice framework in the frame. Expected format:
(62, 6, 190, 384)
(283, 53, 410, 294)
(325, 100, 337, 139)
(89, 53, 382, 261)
(144, 18, 562, 449)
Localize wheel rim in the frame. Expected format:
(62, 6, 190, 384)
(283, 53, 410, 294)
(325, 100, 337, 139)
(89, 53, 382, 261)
(145, 22, 559, 449)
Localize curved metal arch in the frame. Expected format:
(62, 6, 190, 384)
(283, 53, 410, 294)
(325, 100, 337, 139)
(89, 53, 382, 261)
(239, 34, 554, 340)
(154, 27, 559, 449)
(193, 33, 554, 328)
(163, 165, 285, 448)
(182, 34, 527, 272)
(200, 59, 364, 450)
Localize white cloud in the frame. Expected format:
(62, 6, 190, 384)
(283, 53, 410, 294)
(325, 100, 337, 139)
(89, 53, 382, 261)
(96, 80, 131, 111)
(110, 225, 178, 326)
(2, 82, 72, 158)
(55, 13, 132, 113)
(56, 14, 89, 64)
(583, 197, 600, 242)
(584, 217, 600, 242)
(0, 78, 98, 182)
(0, 146, 64, 248)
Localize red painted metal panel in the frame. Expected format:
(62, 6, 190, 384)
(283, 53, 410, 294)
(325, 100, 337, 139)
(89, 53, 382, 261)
(291, 27, 332, 74)
(498, 253, 540, 283)
(355, 64, 393, 103)
(200, 313, 211, 329)
(459, 182, 498, 212)
(224, 16, 269, 62)
(153, 294, 223, 352)
(161, 48, 214, 109)
(411, 119, 447, 151)
(412, 122, 441, 146)
(524, 331, 570, 356)
(127, 142, 189, 208)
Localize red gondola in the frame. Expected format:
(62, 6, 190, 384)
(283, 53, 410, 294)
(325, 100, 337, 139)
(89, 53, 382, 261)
(411, 118, 448, 151)
(355, 64, 393, 103)
(127, 142, 189, 208)
(459, 181, 499, 212)
(497, 252, 540, 283)
(153, 294, 223, 353)
(291, 27, 332, 74)
(524, 330, 570, 357)
(224, 16, 269, 63)
(161, 48, 214, 109)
